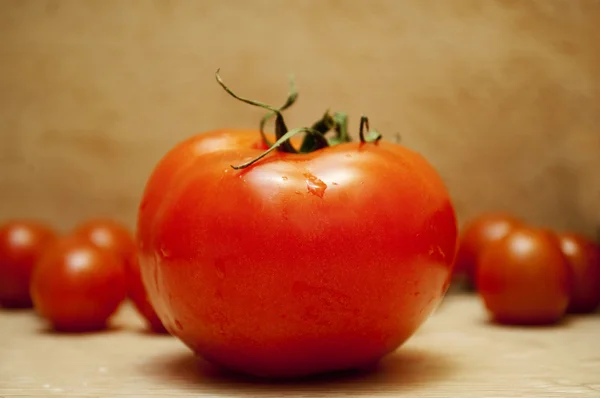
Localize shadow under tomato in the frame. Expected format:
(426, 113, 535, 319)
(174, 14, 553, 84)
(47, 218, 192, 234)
(139, 347, 458, 396)
(0, 305, 35, 312)
(135, 326, 173, 337)
(482, 315, 572, 329)
(37, 323, 124, 336)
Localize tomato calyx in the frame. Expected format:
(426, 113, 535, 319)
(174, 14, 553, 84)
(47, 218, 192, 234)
(215, 70, 382, 170)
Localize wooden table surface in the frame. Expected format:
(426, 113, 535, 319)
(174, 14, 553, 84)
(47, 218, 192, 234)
(1, 294, 598, 397)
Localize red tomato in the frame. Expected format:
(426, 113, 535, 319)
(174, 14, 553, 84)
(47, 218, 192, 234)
(0, 220, 57, 308)
(73, 219, 166, 333)
(125, 255, 168, 333)
(30, 237, 127, 332)
(455, 213, 523, 287)
(73, 219, 136, 265)
(476, 226, 571, 325)
(556, 232, 600, 314)
(137, 126, 458, 378)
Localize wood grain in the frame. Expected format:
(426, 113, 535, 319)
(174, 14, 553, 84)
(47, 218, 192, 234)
(1, 295, 598, 397)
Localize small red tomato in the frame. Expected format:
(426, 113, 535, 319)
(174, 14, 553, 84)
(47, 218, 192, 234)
(125, 255, 167, 333)
(476, 226, 571, 325)
(72, 219, 136, 264)
(556, 232, 600, 314)
(30, 237, 127, 332)
(73, 219, 166, 333)
(455, 213, 523, 287)
(0, 220, 57, 308)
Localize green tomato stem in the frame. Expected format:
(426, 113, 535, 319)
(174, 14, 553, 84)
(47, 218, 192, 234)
(259, 74, 298, 148)
(231, 127, 328, 170)
(215, 69, 298, 152)
(216, 69, 383, 170)
(359, 116, 383, 143)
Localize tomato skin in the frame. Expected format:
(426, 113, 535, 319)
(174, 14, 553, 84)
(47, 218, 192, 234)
(0, 220, 57, 308)
(137, 129, 269, 257)
(138, 130, 458, 378)
(556, 233, 600, 314)
(455, 213, 523, 287)
(476, 226, 571, 325)
(73, 219, 166, 333)
(30, 237, 127, 332)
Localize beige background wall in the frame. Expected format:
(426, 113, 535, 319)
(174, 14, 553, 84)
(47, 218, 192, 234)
(1, 0, 599, 237)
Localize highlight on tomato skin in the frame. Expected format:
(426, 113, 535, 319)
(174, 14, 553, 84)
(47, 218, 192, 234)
(476, 225, 571, 326)
(454, 212, 523, 289)
(72, 219, 136, 265)
(30, 236, 128, 333)
(556, 232, 600, 314)
(0, 220, 57, 309)
(72, 218, 167, 333)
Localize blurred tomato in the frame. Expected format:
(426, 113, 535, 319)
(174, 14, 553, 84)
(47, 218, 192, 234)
(73, 219, 166, 333)
(0, 220, 57, 308)
(30, 236, 127, 332)
(556, 232, 600, 314)
(476, 226, 571, 325)
(455, 213, 523, 287)
(73, 219, 136, 264)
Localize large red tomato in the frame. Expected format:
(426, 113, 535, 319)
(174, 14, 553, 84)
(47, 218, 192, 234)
(136, 75, 458, 378)
(0, 220, 57, 308)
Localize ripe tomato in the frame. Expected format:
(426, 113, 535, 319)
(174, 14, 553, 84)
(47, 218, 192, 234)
(125, 255, 168, 333)
(30, 236, 127, 332)
(73, 219, 136, 265)
(556, 232, 600, 314)
(73, 219, 166, 333)
(476, 226, 571, 325)
(0, 220, 57, 308)
(455, 212, 523, 288)
(138, 130, 457, 378)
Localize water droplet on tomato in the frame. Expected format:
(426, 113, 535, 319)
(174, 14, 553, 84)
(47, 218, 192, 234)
(160, 247, 171, 259)
(304, 173, 327, 198)
(215, 259, 226, 279)
(174, 320, 183, 330)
